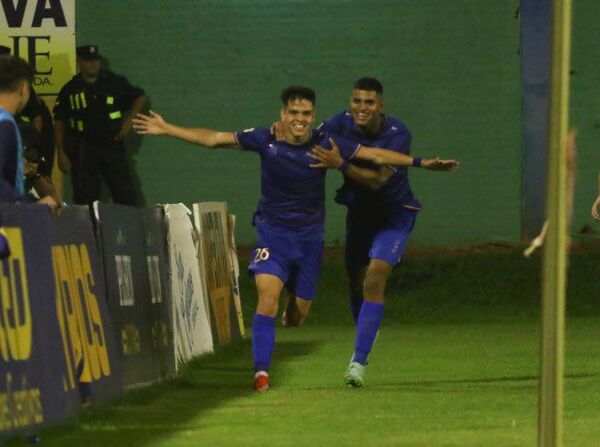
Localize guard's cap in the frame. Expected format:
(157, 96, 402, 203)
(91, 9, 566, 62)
(77, 45, 102, 60)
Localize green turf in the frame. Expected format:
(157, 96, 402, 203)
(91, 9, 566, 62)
(5, 246, 600, 446)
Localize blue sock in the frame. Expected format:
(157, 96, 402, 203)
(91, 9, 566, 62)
(252, 313, 276, 373)
(349, 293, 363, 323)
(353, 301, 384, 365)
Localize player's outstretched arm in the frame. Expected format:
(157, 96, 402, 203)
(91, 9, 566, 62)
(132, 111, 236, 148)
(353, 143, 460, 171)
(309, 141, 393, 189)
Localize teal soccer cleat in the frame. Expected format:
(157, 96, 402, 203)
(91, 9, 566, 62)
(344, 361, 366, 388)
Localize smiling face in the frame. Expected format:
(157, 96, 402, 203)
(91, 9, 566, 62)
(280, 98, 315, 144)
(350, 89, 384, 131)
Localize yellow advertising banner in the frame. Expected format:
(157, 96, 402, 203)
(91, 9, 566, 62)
(1, 0, 76, 195)
(0, 0, 76, 99)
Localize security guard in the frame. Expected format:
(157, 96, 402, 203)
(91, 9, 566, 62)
(54, 45, 147, 205)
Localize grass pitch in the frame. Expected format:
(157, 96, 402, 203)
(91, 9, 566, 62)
(5, 245, 600, 446)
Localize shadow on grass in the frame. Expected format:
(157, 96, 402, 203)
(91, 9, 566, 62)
(377, 372, 600, 391)
(5, 337, 321, 447)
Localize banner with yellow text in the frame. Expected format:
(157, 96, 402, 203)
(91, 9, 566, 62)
(0, 0, 76, 99)
(1, 0, 76, 196)
(49, 206, 123, 404)
(0, 204, 79, 438)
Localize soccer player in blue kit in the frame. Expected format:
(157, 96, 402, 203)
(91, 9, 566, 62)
(310, 78, 459, 387)
(132, 86, 432, 391)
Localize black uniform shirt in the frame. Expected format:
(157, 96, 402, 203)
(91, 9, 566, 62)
(54, 71, 145, 143)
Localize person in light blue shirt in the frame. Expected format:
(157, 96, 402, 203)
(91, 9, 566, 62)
(0, 55, 57, 209)
(0, 55, 30, 202)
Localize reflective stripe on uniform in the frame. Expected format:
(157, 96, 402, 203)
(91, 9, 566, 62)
(109, 111, 122, 120)
(21, 116, 30, 123)
(77, 121, 84, 131)
(74, 94, 81, 110)
(80, 92, 87, 109)
(69, 95, 75, 110)
(106, 96, 114, 105)
(70, 118, 75, 129)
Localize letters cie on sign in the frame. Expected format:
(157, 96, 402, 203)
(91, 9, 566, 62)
(1, 0, 69, 85)
(51, 244, 111, 391)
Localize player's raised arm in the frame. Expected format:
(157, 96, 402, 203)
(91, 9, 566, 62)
(132, 111, 237, 148)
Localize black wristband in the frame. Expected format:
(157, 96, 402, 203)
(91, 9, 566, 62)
(339, 160, 350, 173)
(412, 157, 423, 167)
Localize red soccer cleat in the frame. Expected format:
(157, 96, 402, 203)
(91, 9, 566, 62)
(254, 371, 269, 392)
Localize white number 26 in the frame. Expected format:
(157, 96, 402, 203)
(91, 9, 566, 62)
(254, 248, 270, 263)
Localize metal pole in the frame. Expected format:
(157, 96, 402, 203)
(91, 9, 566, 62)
(538, 0, 573, 445)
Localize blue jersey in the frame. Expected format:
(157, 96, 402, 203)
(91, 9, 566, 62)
(320, 111, 421, 214)
(0, 108, 26, 202)
(235, 127, 360, 240)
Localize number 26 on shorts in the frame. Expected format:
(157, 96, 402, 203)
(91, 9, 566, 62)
(254, 248, 270, 263)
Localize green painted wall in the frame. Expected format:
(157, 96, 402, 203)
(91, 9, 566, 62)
(73, 0, 595, 246)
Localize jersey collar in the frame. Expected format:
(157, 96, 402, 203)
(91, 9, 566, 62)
(349, 111, 388, 138)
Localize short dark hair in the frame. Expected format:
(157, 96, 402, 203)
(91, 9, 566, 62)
(0, 56, 33, 93)
(281, 86, 316, 106)
(353, 77, 383, 95)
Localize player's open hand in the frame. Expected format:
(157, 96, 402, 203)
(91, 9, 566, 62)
(422, 158, 460, 171)
(309, 138, 344, 169)
(270, 121, 285, 141)
(132, 111, 167, 136)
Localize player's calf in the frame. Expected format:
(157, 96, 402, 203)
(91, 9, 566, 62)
(253, 274, 283, 391)
(344, 260, 391, 387)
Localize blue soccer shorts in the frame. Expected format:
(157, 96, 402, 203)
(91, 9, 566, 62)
(345, 206, 417, 270)
(248, 222, 324, 300)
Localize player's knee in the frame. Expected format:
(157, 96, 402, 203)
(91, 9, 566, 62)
(362, 272, 387, 300)
(256, 294, 279, 317)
